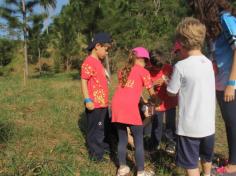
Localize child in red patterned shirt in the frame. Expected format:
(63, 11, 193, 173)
(81, 32, 112, 161)
(146, 49, 178, 154)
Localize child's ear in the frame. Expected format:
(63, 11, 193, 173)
(94, 43, 102, 50)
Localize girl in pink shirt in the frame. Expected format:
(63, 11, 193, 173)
(112, 47, 156, 176)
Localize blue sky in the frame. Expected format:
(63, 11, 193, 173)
(36, 0, 69, 28)
(0, 0, 69, 37)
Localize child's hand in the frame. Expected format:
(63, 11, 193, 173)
(86, 102, 95, 110)
(155, 106, 161, 111)
(154, 78, 165, 86)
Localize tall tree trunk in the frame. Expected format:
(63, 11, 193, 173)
(66, 57, 70, 72)
(38, 47, 41, 75)
(22, 0, 28, 77)
(105, 56, 111, 84)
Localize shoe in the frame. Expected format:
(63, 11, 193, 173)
(211, 166, 236, 176)
(117, 165, 130, 176)
(137, 170, 155, 176)
(165, 144, 176, 155)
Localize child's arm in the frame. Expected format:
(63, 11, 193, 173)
(153, 65, 172, 87)
(148, 87, 156, 99)
(224, 50, 236, 102)
(81, 78, 94, 110)
(153, 77, 165, 87)
(167, 65, 181, 96)
(140, 94, 148, 104)
(147, 87, 162, 113)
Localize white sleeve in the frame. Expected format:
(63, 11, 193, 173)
(167, 65, 182, 94)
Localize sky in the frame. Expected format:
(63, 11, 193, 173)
(36, 0, 69, 29)
(0, 0, 69, 37)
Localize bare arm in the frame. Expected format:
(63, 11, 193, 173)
(81, 79, 94, 110)
(81, 79, 90, 99)
(224, 50, 236, 102)
(229, 50, 236, 81)
(148, 87, 156, 99)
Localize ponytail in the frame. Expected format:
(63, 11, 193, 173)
(120, 51, 136, 87)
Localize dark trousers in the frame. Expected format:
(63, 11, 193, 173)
(151, 108, 176, 147)
(86, 108, 110, 160)
(116, 123, 144, 171)
(165, 108, 176, 144)
(217, 90, 236, 164)
(151, 111, 164, 147)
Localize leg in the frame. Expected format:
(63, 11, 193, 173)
(143, 117, 152, 137)
(103, 108, 114, 152)
(201, 162, 212, 176)
(217, 91, 236, 172)
(200, 134, 215, 175)
(127, 127, 135, 148)
(165, 108, 176, 144)
(186, 169, 200, 176)
(86, 108, 106, 160)
(150, 111, 164, 149)
(116, 123, 128, 166)
(176, 135, 201, 176)
(130, 125, 144, 172)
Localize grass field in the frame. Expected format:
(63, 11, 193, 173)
(0, 70, 229, 176)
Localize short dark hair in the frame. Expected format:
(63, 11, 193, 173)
(150, 49, 164, 66)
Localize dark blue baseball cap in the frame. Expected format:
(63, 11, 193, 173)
(87, 32, 112, 51)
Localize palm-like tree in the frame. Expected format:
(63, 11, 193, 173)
(0, 0, 56, 78)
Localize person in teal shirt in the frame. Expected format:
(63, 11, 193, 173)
(189, 0, 236, 175)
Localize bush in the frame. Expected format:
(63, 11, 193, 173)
(0, 38, 16, 66)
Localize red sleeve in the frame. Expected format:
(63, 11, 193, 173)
(81, 60, 94, 80)
(162, 64, 173, 77)
(141, 70, 153, 89)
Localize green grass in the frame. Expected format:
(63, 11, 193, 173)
(0, 71, 228, 176)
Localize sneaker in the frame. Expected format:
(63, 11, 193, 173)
(211, 166, 236, 176)
(165, 144, 176, 155)
(117, 165, 130, 176)
(137, 170, 155, 176)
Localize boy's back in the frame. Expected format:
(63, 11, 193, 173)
(168, 55, 215, 137)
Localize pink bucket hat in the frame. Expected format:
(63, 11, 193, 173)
(132, 47, 150, 59)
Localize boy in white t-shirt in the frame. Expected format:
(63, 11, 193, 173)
(167, 17, 216, 176)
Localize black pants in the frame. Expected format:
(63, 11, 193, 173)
(86, 108, 110, 160)
(151, 111, 164, 147)
(116, 123, 144, 171)
(217, 90, 236, 164)
(165, 108, 176, 144)
(151, 108, 176, 148)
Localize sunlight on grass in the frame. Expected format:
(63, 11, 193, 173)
(0, 72, 228, 176)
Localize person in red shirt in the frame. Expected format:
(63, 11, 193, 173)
(147, 49, 178, 154)
(112, 47, 156, 176)
(81, 32, 112, 161)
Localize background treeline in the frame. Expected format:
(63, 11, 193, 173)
(0, 0, 205, 76)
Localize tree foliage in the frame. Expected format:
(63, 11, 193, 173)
(0, 0, 192, 70)
(45, 0, 189, 71)
(0, 0, 56, 76)
(0, 38, 16, 66)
